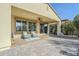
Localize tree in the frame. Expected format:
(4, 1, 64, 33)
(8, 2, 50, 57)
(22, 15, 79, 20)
(62, 21, 74, 35)
(73, 15, 79, 37)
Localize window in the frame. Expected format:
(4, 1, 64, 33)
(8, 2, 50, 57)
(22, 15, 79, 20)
(16, 19, 36, 32)
(32, 23, 36, 31)
(16, 20, 27, 31)
(29, 22, 36, 31)
(16, 20, 22, 31)
(22, 21, 27, 31)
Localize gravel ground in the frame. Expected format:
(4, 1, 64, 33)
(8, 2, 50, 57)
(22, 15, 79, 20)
(0, 37, 79, 56)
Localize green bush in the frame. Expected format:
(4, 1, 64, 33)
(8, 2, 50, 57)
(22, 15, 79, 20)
(62, 22, 74, 35)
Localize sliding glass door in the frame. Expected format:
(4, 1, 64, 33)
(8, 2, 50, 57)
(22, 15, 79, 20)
(40, 24, 48, 34)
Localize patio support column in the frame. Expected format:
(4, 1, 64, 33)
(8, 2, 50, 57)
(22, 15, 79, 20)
(36, 19, 40, 34)
(57, 21, 61, 35)
(47, 24, 50, 35)
(36, 22, 40, 34)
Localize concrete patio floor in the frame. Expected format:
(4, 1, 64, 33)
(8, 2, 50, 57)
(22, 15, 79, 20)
(0, 37, 79, 56)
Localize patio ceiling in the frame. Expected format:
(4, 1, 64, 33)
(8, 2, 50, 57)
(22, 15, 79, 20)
(11, 6, 58, 23)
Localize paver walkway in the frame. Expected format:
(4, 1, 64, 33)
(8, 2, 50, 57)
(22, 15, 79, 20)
(0, 37, 79, 56)
(0, 39, 63, 56)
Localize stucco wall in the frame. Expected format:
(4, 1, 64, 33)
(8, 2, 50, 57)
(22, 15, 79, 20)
(0, 4, 11, 51)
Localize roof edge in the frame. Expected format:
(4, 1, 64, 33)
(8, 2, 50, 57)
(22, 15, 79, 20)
(47, 3, 61, 21)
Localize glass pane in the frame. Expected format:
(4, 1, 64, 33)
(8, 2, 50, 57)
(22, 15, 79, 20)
(16, 20, 22, 31)
(29, 22, 36, 31)
(29, 22, 32, 31)
(40, 24, 44, 33)
(32, 23, 36, 31)
(22, 21, 27, 31)
(40, 24, 48, 33)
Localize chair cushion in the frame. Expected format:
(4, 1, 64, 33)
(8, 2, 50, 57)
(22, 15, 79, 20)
(31, 32, 38, 37)
(23, 31, 27, 36)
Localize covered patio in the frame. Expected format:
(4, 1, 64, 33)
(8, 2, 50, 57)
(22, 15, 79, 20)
(0, 3, 61, 51)
(11, 4, 61, 47)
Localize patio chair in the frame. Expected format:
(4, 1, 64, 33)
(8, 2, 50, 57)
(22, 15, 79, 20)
(29, 31, 40, 41)
(31, 31, 38, 37)
(21, 31, 31, 39)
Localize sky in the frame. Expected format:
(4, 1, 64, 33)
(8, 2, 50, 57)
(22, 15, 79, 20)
(50, 3, 79, 20)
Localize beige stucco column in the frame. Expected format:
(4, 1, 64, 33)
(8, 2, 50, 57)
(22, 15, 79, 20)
(36, 22, 40, 34)
(27, 22, 29, 32)
(0, 4, 11, 51)
(57, 21, 61, 35)
(36, 20, 40, 34)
